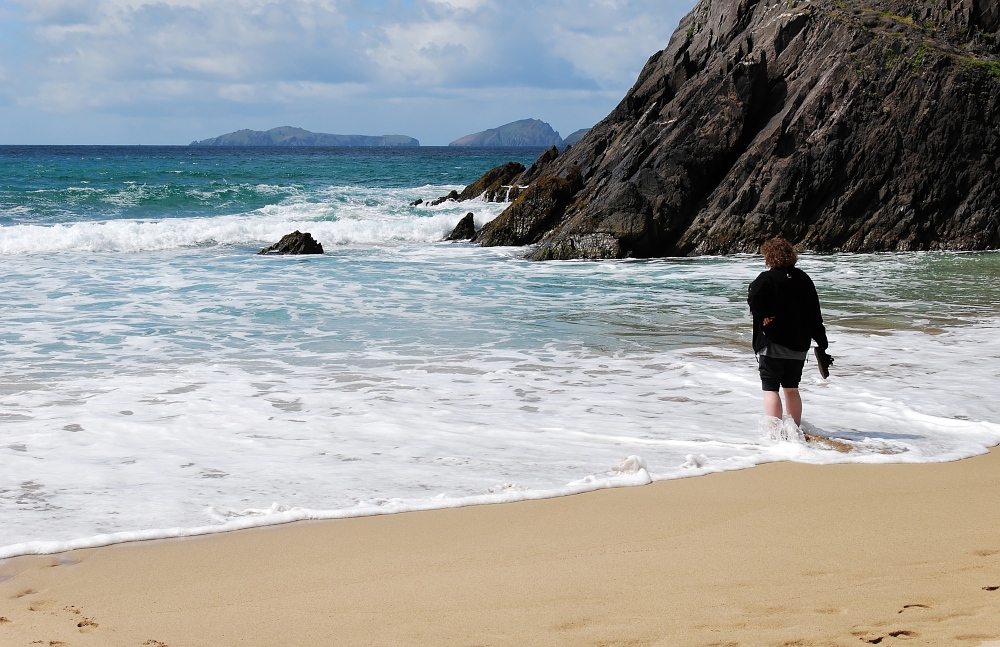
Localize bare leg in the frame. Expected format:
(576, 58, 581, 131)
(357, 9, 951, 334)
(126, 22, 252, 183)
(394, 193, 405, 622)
(763, 391, 782, 419)
(783, 388, 802, 425)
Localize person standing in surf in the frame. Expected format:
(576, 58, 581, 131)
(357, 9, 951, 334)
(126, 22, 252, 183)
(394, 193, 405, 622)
(747, 238, 833, 439)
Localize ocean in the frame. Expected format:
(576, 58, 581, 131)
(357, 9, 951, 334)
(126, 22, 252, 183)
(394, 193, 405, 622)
(2, 146, 999, 558)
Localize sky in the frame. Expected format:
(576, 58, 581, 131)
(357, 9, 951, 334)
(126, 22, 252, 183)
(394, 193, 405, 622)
(0, 0, 695, 145)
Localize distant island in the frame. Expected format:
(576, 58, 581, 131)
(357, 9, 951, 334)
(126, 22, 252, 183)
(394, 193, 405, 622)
(562, 128, 591, 146)
(449, 119, 564, 147)
(190, 126, 419, 147)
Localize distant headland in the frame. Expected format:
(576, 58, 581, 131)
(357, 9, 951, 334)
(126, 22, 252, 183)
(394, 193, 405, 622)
(190, 122, 596, 149)
(562, 128, 591, 146)
(190, 126, 419, 147)
(449, 119, 565, 148)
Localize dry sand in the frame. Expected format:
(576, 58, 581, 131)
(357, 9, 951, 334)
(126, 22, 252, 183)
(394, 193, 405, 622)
(2, 449, 1000, 647)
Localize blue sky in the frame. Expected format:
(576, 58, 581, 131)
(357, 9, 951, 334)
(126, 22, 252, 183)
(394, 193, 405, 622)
(0, 0, 695, 145)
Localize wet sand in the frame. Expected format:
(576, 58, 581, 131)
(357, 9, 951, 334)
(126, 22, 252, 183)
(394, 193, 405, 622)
(2, 449, 1000, 647)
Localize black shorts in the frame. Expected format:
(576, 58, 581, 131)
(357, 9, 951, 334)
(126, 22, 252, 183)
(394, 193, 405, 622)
(758, 356, 805, 391)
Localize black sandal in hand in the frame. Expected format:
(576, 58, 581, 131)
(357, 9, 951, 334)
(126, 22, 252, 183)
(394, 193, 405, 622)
(814, 347, 834, 379)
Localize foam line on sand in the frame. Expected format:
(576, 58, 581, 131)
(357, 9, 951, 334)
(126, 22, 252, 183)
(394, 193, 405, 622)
(2, 449, 1000, 646)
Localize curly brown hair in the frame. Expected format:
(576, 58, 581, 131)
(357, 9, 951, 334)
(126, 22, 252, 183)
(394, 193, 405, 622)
(761, 237, 797, 268)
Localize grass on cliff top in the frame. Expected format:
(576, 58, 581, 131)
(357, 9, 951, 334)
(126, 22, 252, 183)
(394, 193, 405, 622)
(875, 9, 914, 26)
(958, 57, 1000, 78)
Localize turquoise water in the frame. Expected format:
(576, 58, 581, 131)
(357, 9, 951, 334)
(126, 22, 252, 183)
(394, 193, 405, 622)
(1, 146, 999, 558)
(0, 146, 545, 225)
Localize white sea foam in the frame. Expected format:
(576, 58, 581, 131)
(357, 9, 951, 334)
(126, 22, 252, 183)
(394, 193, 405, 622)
(760, 415, 806, 442)
(682, 454, 708, 469)
(2, 237, 999, 558)
(612, 455, 648, 474)
(1, 466, 662, 559)
(0, 185, 505, 254)
(0, 205, 34, 217)
(0, 206, 504, 254)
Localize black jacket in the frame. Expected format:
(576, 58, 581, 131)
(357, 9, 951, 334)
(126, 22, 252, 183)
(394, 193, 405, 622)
(747, 266, 828, 354)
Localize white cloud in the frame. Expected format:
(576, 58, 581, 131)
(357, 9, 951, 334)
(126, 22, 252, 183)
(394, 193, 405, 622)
(0, 0, 696, 143)
(428, 0, 490, 11)
(541, 1, 689, 86)
(369, 20, 487, 85)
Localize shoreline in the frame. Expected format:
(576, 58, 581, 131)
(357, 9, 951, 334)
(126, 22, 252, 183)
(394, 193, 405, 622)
(4, 428, 992, 561)
(0, 465, 655, 561)
(3, 448, 1000, 646)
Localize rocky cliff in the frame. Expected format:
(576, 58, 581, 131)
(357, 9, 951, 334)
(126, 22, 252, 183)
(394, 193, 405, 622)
(450, 119, 564, 147)
(191, 127, 419, 147)
(471, 0, 1000, 258)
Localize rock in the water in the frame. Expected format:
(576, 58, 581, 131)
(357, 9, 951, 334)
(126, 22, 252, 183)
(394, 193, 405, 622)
(410, 198, 423, 207)
(431, 156, 553, 207)
(517, 146, 560, 187)
(430, 190, 460, 206)
(447, 213, 477, 241)
(470, 0, 1000, 259)
(475, 168, 583, 246)
(458, 162, 526, 202)
(428, 161, 529, 206)
(258, 231, 324, 255)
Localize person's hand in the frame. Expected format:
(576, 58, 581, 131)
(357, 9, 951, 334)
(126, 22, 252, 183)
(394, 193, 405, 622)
(763, 316, 775, 326)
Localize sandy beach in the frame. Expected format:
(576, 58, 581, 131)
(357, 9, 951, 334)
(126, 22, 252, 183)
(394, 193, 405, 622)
(2, 448, 1000, 647)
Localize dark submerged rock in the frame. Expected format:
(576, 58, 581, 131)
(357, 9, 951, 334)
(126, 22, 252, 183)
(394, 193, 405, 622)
(447, 213, 477, 241)
(468, 0, 1000, 259)
(258, 231, 324, 255)
(410, 198, 423, 207)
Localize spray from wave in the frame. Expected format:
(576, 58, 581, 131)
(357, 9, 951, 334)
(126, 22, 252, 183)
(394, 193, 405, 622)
(0, 188, 506, 254)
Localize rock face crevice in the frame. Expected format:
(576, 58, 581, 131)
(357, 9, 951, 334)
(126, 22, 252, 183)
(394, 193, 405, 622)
(465, 0, 1000, 258)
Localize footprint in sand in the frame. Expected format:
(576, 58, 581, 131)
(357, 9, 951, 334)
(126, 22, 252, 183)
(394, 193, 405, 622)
(898, 603, 930, 613)
(0, 616, 11, 624)
(861, 630, 918, 644)
(77, 617, 98, 630)
(56, 605, 99, 630)
(143, 640, 169, 647)
(984, 586, 999, 591)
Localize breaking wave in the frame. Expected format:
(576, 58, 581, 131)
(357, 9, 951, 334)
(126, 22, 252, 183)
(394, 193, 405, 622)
(0, 191, 506, 254)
